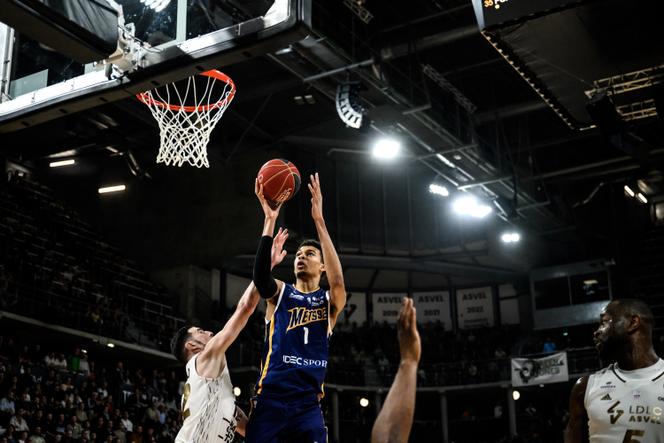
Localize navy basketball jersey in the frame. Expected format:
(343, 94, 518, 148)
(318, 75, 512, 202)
(256, 283, 330, 398)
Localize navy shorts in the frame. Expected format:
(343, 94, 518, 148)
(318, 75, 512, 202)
(245, 395, 327, 443)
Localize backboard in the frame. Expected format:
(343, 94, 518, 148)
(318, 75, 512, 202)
(0, 0, 311, 132)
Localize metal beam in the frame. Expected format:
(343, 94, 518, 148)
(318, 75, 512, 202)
(474, 101, 549, 125)
(380, 25, 479, 61)
(228, 253, 522, 281)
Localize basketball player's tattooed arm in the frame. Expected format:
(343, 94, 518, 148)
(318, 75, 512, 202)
(564, 376, 589, 443)
(308, 173, 346, 329)
(371, 297, 421, 443)
(196, 228, 289, 378)
(253, 179, 285, 301)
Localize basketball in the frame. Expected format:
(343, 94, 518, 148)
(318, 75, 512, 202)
(256, 159, 301, 207)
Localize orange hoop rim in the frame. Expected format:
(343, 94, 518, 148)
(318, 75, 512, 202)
(136, 69, 236, 113)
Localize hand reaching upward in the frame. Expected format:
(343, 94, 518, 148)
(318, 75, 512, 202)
(255, 178, 282, 220)
(308, 173, 323, 223)
(270, 227, 289, 269)
(397, 297, 421, 365)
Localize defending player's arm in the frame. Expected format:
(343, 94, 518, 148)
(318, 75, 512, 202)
(253, 178, 285, 302)
(197, 228, 289, 377)
(564, 376, 589, 443)
(308, 173, 346, 328)
(371, 297, 421, 443)
(234, 406, 248, 437)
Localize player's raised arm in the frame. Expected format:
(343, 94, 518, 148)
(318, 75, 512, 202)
(564, 376, 589, 443)
(253, 179, 285, 301)
(371, 297, 421, 443)
(197, 227, 289, 376)
(308, 173, 346, 328)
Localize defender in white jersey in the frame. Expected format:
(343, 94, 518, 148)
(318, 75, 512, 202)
(170, 228, 290, 443)
(565, 299, 663, 443)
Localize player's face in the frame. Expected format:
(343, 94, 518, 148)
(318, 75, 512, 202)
(294, 246, 324, 279)
(187, 327, 214, 351)
(593, 304, 629, 362)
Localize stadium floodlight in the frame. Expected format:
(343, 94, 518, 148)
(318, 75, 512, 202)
(233, 387, 241, 396)
(141, 0, 171, 12)
(372, 138, 401, 160)
(636, 193, 648, 204)
(359, 398, 370, 408)
(49, 159, 75, 168)
(98, 185, 126, 194)
(500, 232, 521, 244)
(512, 390, 521, 401)
(429, 183, 449, 197)
(107, 343, 115, 348)
(623, 185, 636, 198)
(452, 195, 492, 218)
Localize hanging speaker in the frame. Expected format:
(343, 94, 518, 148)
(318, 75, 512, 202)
(335, 82, 364, 129)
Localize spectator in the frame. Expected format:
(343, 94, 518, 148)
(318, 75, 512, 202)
(542, 337, 557, 353)
(0, 392, 15, 416)
(120, 412, 132, 434)
(9, 410, 29, 432)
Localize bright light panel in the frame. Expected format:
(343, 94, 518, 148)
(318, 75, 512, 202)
(452, 195, 492, 218)
(49, 159, 75, 168)
(623, 185, 635, 197)
(359, 398, 369, 407)
(107, 343, 115, 348)
(429, 183, 449, 197)
(636, 193, 648, 204)
(233, 387, 241, 396)
(512, 390, 520, 401)
(98, 185, 126, 194)
(142, 0, 171, 11)
(372, 138, 401, 159)
(501, 232, 521, 243)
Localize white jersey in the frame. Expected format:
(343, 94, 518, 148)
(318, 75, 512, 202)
(176, 354, 237, 443)
(585, 358, 664, 443)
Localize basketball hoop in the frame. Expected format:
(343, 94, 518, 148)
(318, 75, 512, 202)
(136, 70, 236, 168)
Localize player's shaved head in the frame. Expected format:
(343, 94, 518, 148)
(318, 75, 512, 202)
(607, 298, 655, 331)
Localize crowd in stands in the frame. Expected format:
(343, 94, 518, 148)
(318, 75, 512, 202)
(0, 335, 182, 443)
(0, 174, 182, 352)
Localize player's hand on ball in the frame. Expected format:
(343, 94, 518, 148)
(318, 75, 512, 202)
(271, 227, 289, 269)
(308, 172, 324, 222)
(255, 178, 282, 220)
(397, 297, 421, 365)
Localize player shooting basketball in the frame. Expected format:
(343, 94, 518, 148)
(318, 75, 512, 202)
(246, 173, 347, 443)
(170, 228, 289, 443)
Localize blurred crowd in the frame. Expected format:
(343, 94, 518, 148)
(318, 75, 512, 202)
(0, 335, 181, 443)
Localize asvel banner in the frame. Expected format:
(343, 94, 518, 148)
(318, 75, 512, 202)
(413, 291, 452, 330)
(511, 352, 569, 387)
(373, 293, 406, 324)
(456, 286, 495, 329)
(339, 292, 367, 326)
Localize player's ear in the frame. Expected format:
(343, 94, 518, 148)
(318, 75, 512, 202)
(627, 314, 641, 333)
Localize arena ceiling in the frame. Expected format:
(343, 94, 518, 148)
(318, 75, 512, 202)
(1, 0, 662, 290)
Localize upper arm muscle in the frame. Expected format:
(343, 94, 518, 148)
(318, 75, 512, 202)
(564, 376, 589, 443)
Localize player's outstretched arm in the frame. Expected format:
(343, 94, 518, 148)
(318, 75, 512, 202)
(564, 376, 589, 443)
(308, 173, 346, 328)
(371, 297, 421, 443)
(253, 179, 284, 301)
(197, 228, 289, 377)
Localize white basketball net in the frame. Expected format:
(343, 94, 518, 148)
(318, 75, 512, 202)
(137, 71, 236, 168)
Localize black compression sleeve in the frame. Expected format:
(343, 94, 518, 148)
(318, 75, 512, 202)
(253, 235, 278, 299)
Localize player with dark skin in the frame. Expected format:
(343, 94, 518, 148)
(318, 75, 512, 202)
(371, 297, 421, 443)
(564, 299, 659, 443)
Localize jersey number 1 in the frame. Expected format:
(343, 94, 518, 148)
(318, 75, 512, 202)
(303, 327, 309, 345)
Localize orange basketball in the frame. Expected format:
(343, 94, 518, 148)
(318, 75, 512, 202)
(257, 159, 301, 208)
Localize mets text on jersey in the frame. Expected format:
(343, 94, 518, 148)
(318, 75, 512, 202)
(286, 307, 328, 332)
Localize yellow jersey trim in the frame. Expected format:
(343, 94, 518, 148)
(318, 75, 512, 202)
(257, 319, 276, 394)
